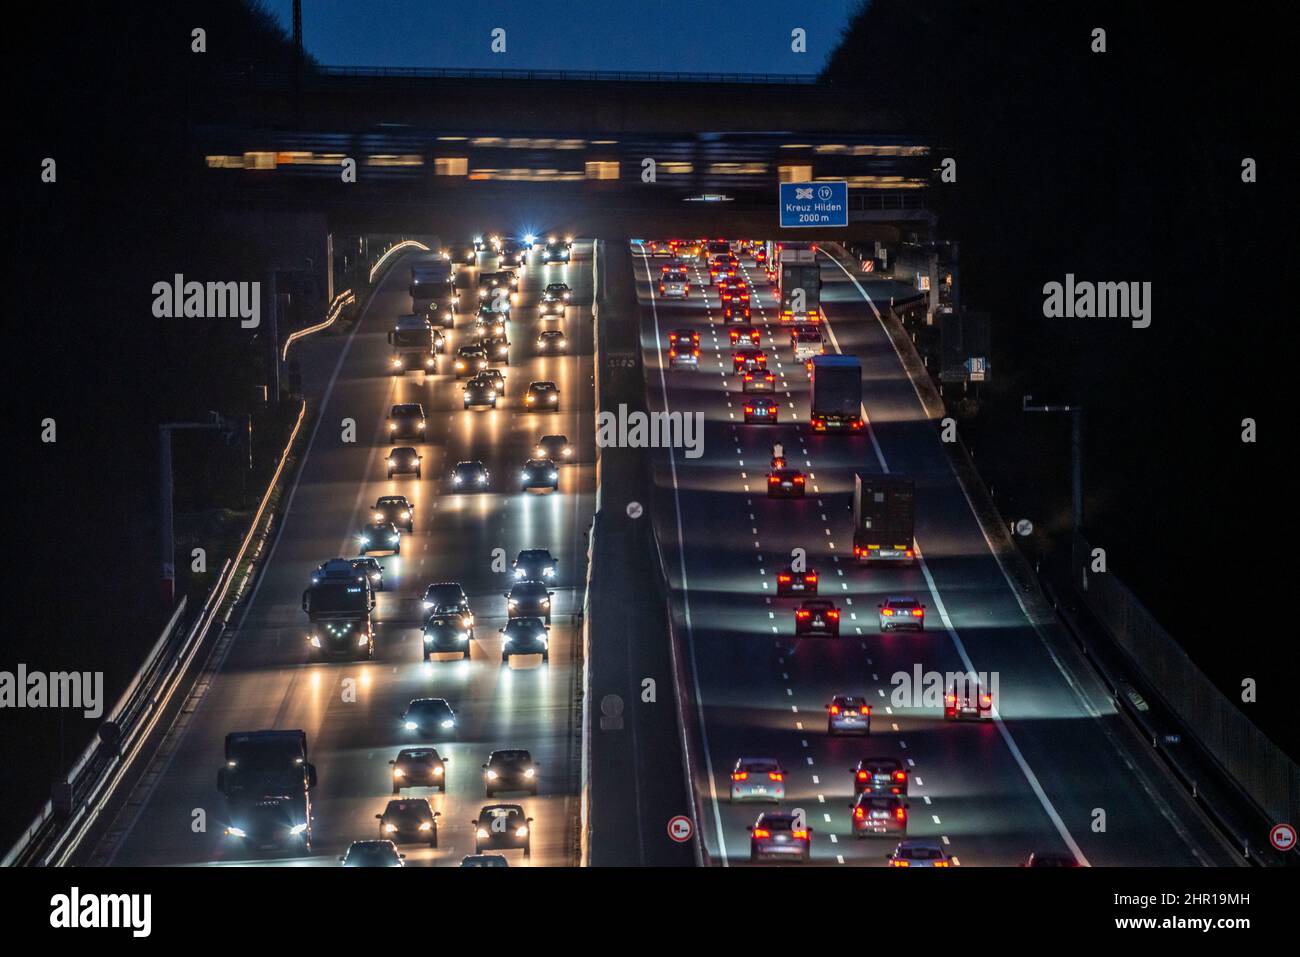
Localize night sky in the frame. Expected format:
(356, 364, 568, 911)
(262, 0, 862, 73)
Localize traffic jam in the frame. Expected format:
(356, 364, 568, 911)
(636, 237, 1003, 868)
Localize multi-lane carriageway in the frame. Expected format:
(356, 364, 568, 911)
(633, 243, 1241, 867)
(87, 244, 596, 867)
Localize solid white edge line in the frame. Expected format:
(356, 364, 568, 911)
(638, 247, 729, 866)
(819, 251, 1090, 866)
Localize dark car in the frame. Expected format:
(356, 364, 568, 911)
(422, 581, 474, 632)
(743, 398, 779, 424)
(372, 495, 415, 532)
(483, 749, 540, 798)
(731, 348, 766, 372)
(447, 244, 476, 265)
(423, 614, 473, 660)
(535, 434, 573, 462)
(463, 374, 499, 409)
(340, 840, 404, 867)
(523, 380, 559, 411)
(386, 447, 422, 479)
(850, 794, 908, 838)
(453, 345, 489, 378)
(500, 617, 549, 664)
(741, 369, 777, 393)
(460, 854, 509, 867)
(795, 599, 840, 636)
(389, 747, 447, 794)
(853, 757, 909, 796)
(358, 522, 401, 555)
(1023, 851, 1082, 867)
(520, 458, 558, 492)
(312, 557, 368, 587)
(537, 329, 567, 352)
(728, 325, 761, 346)
(775, 565, 817, 596)
(223, 794, 312, 853)
(480, 334, 511, 365)
(377, 798, 440, 847)
(474, 308, 507, 337)
(826, 694, 871, 735)
(386, 403, 427, 440)
(512, 548, 557, 581)
(505, 580, 554, 624)
(451, 460, 490, 491)
(748, 812, 811, 863)
(767, 467, 806, 498)
(472, 804, 533, 856)
(348, 557, 385, 591)
(401, 698, 457, 735)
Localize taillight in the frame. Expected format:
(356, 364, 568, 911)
(856, 770, 868, 781)
(894, 807, 906, 821)
(777, 573, 792, 583)
(769, 475, 780, 484)
(853, 807, 865, 820)
(752, 828, 771, 838)
(796, 609, 810, 618)
(732, 771, 748, 781)
(912, 608, 924, 617)
(829, 704, 841, 715)
(793, 475, 805, 484)
(769, 772, 783, 782)
(859, 706, 870, 715)
(669, 348, 678, 358)
(933, 860, 951, 867)
(881, 608, 894, 617)
(945, 694, 957, 707)
(892, 770, 906, 782)
(981, 694, 992, 707)
(791, 829, 809, 840)
(827, 609, 839, 619)
(806, 573, 818, 584)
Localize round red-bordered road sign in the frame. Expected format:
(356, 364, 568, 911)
(667, 815, 694, 843)
(1269, 823, 1295, 852)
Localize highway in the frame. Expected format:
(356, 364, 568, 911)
(633, 243, 1241, 867)
(87, 243, 595, 867)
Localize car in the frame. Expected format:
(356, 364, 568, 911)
(349, 557, 385, 591)
(401, 697, 457, 735)
(850, 794, 908, 838)
(500, 239, 527, 265)
(421, 581, 474, 634)
(659, 269, 689, 298)
(453, 345, 489, 378)
(886, 839, 952, 868)
(775, 566, 817, 596)
(767, 467, 806, 498)
(389, 747, 448, 794)
(472, 804, 533, 856)
(447, 243, 476, 265)
(944, 681, 994, 721)
(386, 403, 427, 440)
(423, 614, 473, 660)
(422, 296, 457, 330)
(312, 557, 368, 586)
(376, 798, 440, 847)
(372, 495, 415, 532)
(732, 348, 766, 372)
(476, 270, 516, 300)
(826, 694, 871, 734)
(500, 617, 549, 664)
(463, 375, 499, 409)
(709, 257, 738, 283)
(540, 283, 570, 316)
(358, 522, 401, 555)
(719, 278, 750, 305)
(506, 580, 554, 623)
(537, 329, 567, 352)
(513, 548, 557, 581)
(728, 325, 761, 346)
(523, 380, 559, 411)
(542, 239, 572, 264)
(386, 447, 422, 479)
(668, 329, 700, 349)
(535, 434, 573, 462)
(460, 854, 509, 867)
(520, 458, 559, 492)
(479, 333, 511, 365)
(668, 344, 699, 368)
(450, 460, 490, 491)
(722, 300, 752, 323)
(478, 367, 506, 392)
(879, 596, 926, 631)
(730, 757, 785, 803)
(474, 303, 509, 333)
(743, 399, 779, 424)
(790, 324, 825, 357)
(748, 812, 811, 863)
(340, 840, 404, 867)
(1023, 851, 1082, 867)
(795, 598, 840, 636)
(853, 757, 908, 796)
(483, 749, 540, 797)
(741, 369, 776, 393)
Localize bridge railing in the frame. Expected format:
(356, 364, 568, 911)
(229, 64, 821, 87)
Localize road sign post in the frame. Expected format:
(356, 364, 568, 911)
(667, 815, 694, 844)
(780, 181, 848, 229)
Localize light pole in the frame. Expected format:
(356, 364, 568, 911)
(1022, 395, 1084, 531)
(159, 413, 231, 606)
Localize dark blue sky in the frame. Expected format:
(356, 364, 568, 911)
(264, 0, 863, 74)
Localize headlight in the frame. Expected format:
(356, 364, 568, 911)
(370, 573, 380, 581)
(457, 632, 468, 641)
(423, 632, 433, 642)
(384, 824, 397, 834)
(357, 634, 369, 646)
(289, 824, 308, 836)
(515, 826, 529, 837)
(360, 537, 370, 545)
(486, 770, 498, 780)
(309, 635, 322, 648)
(508, 599, 518, 607)
(514, 568, 525, 578)
(488, 390, 496, 399)
(433, 766, 444, 775)
(476, 475, 487, 484)
(400, 511, 410, 520)
(563, 447, 572, 456)
(521, 472, 530, 481)
(392, 768, 405, 778)
(541, 599, 550, 607)
(225, 826, 247, 838)
(534, 447, 544, 457)
(388, 422, 396, 430)
(386, 458, 394, 466)
(476, 828, 489, 839)
(404, 721, 418, 730)
(373, 511, 384, 521)
(440, 719, 454, 729)
(422, 600, 433, 609)
(453, 475, 463, 484)
(388, 535, 398, 543)
(391, 358, 402, 367)
(544, 566, 555, 577)
(549, 472, 558, 481)
(419, 822, 432, 831)
(524, 768, 535, 778)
